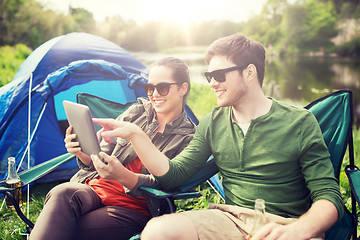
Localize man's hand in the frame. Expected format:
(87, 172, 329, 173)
(93, 118, 170, 177)
(251, 222, 308, 240)
(93, 118, 142, 143)
(251, 199, 336, 240)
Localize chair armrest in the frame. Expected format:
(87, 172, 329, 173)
(139, 186, 201, 199)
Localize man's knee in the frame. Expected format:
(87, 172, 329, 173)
(141, 213, 198, 240)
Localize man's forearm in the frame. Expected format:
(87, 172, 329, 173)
(130, 129, 170, 177)
(292, 199, 338, 238)
(252, 199, 339, 240)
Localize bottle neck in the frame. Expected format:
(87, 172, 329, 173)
(7, 158, 20, 181)
(251, 199, 266, 236)
(254, 199, 265, 214)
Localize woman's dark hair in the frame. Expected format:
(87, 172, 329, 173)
(151, 57, 191, 107)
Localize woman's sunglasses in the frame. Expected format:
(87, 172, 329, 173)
(204, 64, 249, 83)
(143, 82, 179, 96)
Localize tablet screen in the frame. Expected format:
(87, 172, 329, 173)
(63, 100, 101, 156)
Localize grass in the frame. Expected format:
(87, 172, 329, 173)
(0, 181, 64, 239)
(0, 59, 359, 238)
(1, 91, 359, 239)
(0, 44, 31, 87)
(0, 82, 219, 239)
(340, 128, 360, 215)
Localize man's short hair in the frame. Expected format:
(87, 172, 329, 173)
(205, 33, 266, 86)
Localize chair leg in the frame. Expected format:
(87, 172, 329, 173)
(165, 198, 175, 213)
(3, 191, 34, 230)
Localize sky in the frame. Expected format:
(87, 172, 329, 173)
(37, 0, 268, 23)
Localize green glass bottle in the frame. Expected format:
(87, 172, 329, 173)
(5, 157, 22, 210)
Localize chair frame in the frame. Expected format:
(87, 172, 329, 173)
(307, 90, 357, 239)
(0, 153, 76, 233)
(2, 90, 357, 239)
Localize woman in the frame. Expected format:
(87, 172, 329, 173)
(29, 57, 195, 240)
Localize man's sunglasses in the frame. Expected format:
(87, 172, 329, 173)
(204, 64, 249, 83)
(143, 82, 179, 96)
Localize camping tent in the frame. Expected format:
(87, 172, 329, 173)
(0, 32, 149, 181)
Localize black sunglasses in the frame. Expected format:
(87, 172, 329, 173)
(143, 82, 179, 96)
(204, 64, 249, 83)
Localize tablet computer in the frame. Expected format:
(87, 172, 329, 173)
(63, 100, 101, 157)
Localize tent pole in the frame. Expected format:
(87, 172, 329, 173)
(26, 72, 33, 239)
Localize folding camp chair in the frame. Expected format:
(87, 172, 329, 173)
(0, 153, 76, 232)
(76, 90, 360, 239)
(304, 89, 357, 240)
(0, 93, 144, 234)
(345, 163, 360, 240)
(77, 93, 220, 240)
(5, 90, 355, 239)
(77, 93, 217, 208)
(135, 90, 358, 240)
(339, 89, 360, 240)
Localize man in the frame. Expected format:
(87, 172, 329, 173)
(93, 33, 344, 240)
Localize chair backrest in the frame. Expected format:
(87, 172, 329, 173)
(77, 92, 216, 190)
(305, 90, 353, 180)
(78, 91, 357, 239)
(206, 90, 356, 239)
(77, 92, 199, 128)
(209, 90, 355, 196)
(305, 90, 356, 240)
(77, 92, 138, 131)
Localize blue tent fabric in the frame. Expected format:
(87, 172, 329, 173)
(0, 33, 148, 181)
(0, 32, 148, 128)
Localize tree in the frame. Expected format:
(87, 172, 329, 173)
(120, 22, 160, 51)
(97, 15, 130, 45)
(156, 22, 187, 49)
(0, 0, 25, 45)
(10, 0, 75, 48)
(70, 7, 96, 34)
(320, 0, 360, 14)
(261, 0, 289, 25)
(282, 0, 338, 51)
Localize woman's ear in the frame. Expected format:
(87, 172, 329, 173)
(179, 82, 189, 97)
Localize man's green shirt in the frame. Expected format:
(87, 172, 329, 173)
(156, 99, 344, 218)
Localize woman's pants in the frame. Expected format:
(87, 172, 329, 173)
(29, 182, 151, 240)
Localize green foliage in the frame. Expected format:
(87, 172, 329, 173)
(0, 129, 358, 238)
(1, 0, 360, 54)
(0, 44, 31, 87)
(0, 0, 25, 45)
(335, 35, 360, 57)
(0, 181, 62, 239)
(0, 0, 76, 48)
(281, 0, 338, 52)
(0, 82, 359, 237)
(243, 0, 288, 46)
(70, 7, 96, 34)
(175, 182, 224, 212)
(121, 22, 160, 52)
(99, 16, 133, 45)
(340, 128, 360, 228)
(9, 0, 75, 48)
(187, 82, 217, 119)
(302, 1, 338, 47)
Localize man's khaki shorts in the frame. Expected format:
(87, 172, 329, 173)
(180, 204, 324, 240)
